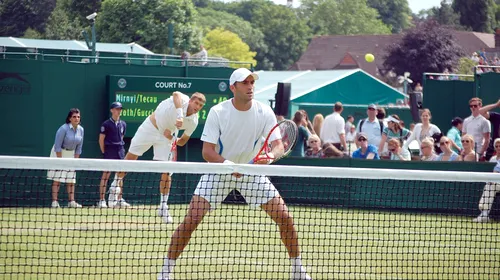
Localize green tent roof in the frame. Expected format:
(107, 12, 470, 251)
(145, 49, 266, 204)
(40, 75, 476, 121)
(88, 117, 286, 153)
(0, 37, 153, 54)
(254, 69, 407, 106)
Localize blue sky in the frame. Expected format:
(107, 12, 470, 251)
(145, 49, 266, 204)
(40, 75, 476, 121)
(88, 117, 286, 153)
(270, 0, 442, 13)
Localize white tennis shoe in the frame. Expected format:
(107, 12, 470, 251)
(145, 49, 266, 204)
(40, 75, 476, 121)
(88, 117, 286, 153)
(473, 215, 490, 223)
(117, 199, 131, 208)
(51, 201, 60, 208)
(158, 204, 173, 224)
(97, 200, 108, 208)
(67, 201, 82, 208)
(291, 271, 312, 280)
(108, 186, 121, 208)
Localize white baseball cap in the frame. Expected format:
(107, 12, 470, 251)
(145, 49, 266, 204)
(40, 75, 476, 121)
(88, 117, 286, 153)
(229, 68, 259, 85)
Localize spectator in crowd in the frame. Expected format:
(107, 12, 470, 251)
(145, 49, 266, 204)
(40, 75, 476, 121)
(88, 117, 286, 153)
(447, 117, 463, 154)
(356, 104, 385, 150)
(463, 97, 491, 160)
(460, 134, 479, 162)
(305, 135, 323, 158)
(345, 115, 354, 133)
(345, 125, 357, 155)
(47, 108, 84, 208)
(414, 83, 423, 92)
(320, 102, 347, 151)
(291, 111, 311, 157)
(180, 51, 190, 66)
(479, 99, 500, 160)
(404, 109, 441, 155)
(192, 45, 208, 66)
(409, 123, 416, 132)
(471, 52, 480, 63)
(312, 114, 324, 138)
(388, 138, 411, 161)
(473, 138, 500, 223)
(489, 138, 500, 162)
(377, 107, 388, 126)
(420, 137, 437, 161)
(352, 133, 380, 160)
(322, 143, 344, 158)
(98, 102, 127, 208)
(378, 115, 411, 156)
(434, 136, 460, 161)
(299, 110, 316, 135)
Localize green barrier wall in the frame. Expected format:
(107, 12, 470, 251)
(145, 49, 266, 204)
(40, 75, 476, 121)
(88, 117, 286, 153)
(1, 152, 498, 218)
(476, 72, 500, 105)
(0, 60, 233, 158)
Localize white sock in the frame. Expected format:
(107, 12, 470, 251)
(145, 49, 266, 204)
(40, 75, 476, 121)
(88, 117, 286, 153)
(161, 194, 169, 204)
(481, 210, 490, 217)
(159, 258, 176, 277)
(291, 256, 303, 272)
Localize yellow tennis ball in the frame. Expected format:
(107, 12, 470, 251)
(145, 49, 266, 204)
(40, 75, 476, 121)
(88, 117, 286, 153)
(365, 53, 375, 63)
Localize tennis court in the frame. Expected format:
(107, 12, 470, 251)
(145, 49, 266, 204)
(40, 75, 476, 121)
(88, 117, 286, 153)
(2, 204, 499, 280)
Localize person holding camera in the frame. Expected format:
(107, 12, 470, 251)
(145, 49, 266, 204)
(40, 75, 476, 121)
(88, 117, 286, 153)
(388, 138, 411, 161)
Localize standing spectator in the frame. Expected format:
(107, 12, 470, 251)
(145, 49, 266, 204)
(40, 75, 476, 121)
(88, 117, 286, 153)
(414, 83, 423, 92)
(97, 102, 127, 208)
(312, 114, 324, 137)
(434, 136, 460, 161)
(473, 138, 500, 223)
(479, 99, 500, 160)
(460, 134, 479, 162)
(290, 111, 311, 157)
(420, 137, 437, 161)
(320, 102, 347, 151)
(305, 135, 323, 158)
(47, 108, 84, 208)
(352, 133, 380, 160)
(345, 125, 357, 155)
(447, 117, 463, 154)
(345, 115, 354, 133)
(404, 109, 440, 155)
(356, 104, 385, 150)
(299, 110, 316, 135)
(377, 115, 411, 156)
(193, 45, 208, 66)
(463, 97, 491, 160)
(377, 107, 388, 126)
(387, 138, 411, 161)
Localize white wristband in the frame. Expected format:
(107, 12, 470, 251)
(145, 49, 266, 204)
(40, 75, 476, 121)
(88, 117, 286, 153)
(176, 108, 183, 118)
(223, 160, 234, 164)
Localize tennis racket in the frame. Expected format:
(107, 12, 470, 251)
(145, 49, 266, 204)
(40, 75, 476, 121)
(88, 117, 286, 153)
(249, 120, 298, 164)
(167, 131, 178, 161)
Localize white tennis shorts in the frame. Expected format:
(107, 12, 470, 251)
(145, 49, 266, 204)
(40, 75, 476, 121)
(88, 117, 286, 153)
(194, 174, 280, 209)
(47, 146, 76, 183)
(129, 117, 173, 161)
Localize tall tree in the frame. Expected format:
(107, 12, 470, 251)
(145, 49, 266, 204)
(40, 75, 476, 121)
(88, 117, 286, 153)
(367, 0, 412, 33)
(67, 0, 102, 23)
(0, 0, 56, 36)
(305, 0, 391, 35)
(196, 8, 268, 56)
(384, 20, 464, 84)
(453, 0, 496, 33)
(203, 28, 257, 67)
(96, 0, 201, 54)
(252, 3, 311, 70)
(430, 0, 461, 28)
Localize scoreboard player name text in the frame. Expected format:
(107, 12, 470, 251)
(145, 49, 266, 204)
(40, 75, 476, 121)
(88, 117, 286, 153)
(116, 93, 158, 104)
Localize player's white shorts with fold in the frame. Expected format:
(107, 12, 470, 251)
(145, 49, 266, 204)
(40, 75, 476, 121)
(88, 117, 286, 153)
(194, 174, 280, 209)
(129, 117, 172, 161)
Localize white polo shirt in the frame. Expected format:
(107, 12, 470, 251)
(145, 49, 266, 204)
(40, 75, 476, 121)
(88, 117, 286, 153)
(155, 94, 198, 136)
(463, 114, 491, 152)
(320, 112, 345, 144)
(356, 118, 384, 148)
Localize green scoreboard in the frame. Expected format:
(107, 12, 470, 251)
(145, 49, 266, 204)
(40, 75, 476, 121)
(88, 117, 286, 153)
(107, 75, 232, 138)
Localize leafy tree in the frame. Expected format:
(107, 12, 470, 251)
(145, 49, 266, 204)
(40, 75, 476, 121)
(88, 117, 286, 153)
(430, 0, 461, 28)
(383, 20, 464, 84)
(252, 3, 311, 70)
(67, 0, 102, 23)
(453, 0, 496, 33)
(457, 57, 478, 77)
(0, 0, 56, 36)
(306, 0, 391, 35)
(96, 0, 201, 54)
(367, 0, 412, 33)
(203, 28, 257, 67)
(196, 8, 267, 56)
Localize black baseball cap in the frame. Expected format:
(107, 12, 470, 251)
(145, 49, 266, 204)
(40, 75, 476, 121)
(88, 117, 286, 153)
(110, 102, 123, 109)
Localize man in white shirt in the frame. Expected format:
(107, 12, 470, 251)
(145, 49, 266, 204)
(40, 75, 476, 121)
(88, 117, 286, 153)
(356, 104, 385, 150)
(463, 97, 491, 159)
(320, 102, 347, 150)
(158, 68, 311, 280)
(111, 91, 206, 223)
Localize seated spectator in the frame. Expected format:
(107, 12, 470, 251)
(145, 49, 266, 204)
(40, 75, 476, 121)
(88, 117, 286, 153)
(305, 135, 323, 158)
(388, 138, 411, 161)
(447, 117, 463, 154)
(420, 137, 437, 161)
(312, 114, 324, 137)
(489, 138, 500, 162)
(322, 143, 344, 158)
(434, 136, 460, 161)
(352, 133, 380, 160)
(461, 134, 479, 162)
(291, 111, 311, 157)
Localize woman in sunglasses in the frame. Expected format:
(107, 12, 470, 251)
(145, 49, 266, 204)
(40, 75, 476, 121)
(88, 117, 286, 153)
(47, 108, 84, 208)
(305, 135, 323, 158)
(420, 137, 437, 161)
(434, 136, 460, 161)
(460, 134, 479, 162)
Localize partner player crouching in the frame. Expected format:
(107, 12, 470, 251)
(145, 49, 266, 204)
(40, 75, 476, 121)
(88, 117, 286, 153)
(110, 91, 206, 224)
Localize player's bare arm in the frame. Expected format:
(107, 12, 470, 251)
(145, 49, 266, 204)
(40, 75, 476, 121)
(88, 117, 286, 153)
(255, 139, 284, 165)
(176, 134, 190, 147)
(172, 91, 184, 128)
(202, 142, 225, 163)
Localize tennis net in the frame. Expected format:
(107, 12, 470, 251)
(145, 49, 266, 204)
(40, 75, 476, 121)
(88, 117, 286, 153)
(0, 156, 499, 279)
